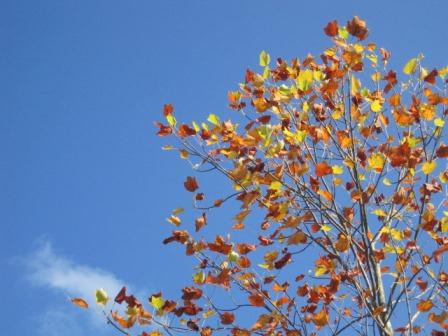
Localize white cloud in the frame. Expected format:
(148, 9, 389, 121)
(25, 240, 127, 302)
(21, 239, 133, 333)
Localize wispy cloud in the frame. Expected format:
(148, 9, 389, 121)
(21, 239, 133, 334)
(24, 240, 127, 304)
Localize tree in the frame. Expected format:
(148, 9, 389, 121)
(73, 17, 448, 336)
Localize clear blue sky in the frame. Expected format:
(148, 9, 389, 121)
(1, 1, 447, 335)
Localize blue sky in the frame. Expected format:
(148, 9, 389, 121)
(1, 0, 447, 335)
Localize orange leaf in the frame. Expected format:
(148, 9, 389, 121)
(313, 309, 329, 327)
(416, 299, 434, 312)
(315, 161, 332, 177)
(195, 213, 207, 232)
(71, 298, 88, 309)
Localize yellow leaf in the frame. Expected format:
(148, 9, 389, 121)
(162, 145, 174, 150)
(321, 224, 332, 232)
(95, 288, 109, 305)
(439, 66, 448, 79)
(368, 153, 385, 172)
(315, 266, 328, 277)
(192, 121, 200, 132)
(332, 165, 343, 175)
(166, 114, 177, 127)
(420, 104, 436, 120)
(441, 217, 448, 233)
(372, 209, 387, 217)
(371, 72, 381, 81)
(382, 178, 392, 186)
(150, 296, 165, 311)
(434, 118, 445, 127)
(297, 70, 313, 91)
(403, 58, 418, 75)
(202, 309, 216, 319)
(259, 50, 270, 67)
(207, 113, 220, 126)
(370, 100, 382, 112)
(390, 228, 404, 241)
(422, 161, 436, 175)
(351, 76, 361, 95)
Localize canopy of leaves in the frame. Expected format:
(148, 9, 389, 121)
(75, 17, 448, 336)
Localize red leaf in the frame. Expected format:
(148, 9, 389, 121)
(155, 122, 172, 136)
(324, 20, 338, 37)
(274, 252, 292, 269)
(114, 286, 127, 304)
(436, 144, 448, 158)
(184, 176, 199, 192)
(163, 103, 174, 116)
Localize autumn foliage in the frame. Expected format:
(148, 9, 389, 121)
(74, 17, 448, 336)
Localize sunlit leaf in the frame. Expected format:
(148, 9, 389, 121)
(259, 50, 270, 67)
(403, 58, 418, 75)
(95, 288, 109, 305)
(422, 161, 436, 175)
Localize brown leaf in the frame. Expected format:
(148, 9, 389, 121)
(114, 286, 127, 304)
(248, 292, 265, 307)
(347, 16, 369, 41)
(182, 287, 203, 300)
(71, 298, 88, 309)
(436, 144, 448, 158)
(208, 235, 232, 255)
(236, 243, 256, 255)
(184, 176, 199, 192)
(163, 230, 189, 244)
(220, 312, 235, 325)
(274, 252, 292, 269)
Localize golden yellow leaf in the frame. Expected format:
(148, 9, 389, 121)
(403, 58, 418, 75)
(368, 153, 385, 172)
(370, 100, 382, 112)
(332, 165, 343, 175)
(422, 161, 436, 175)
(372, 209, 387, 217)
